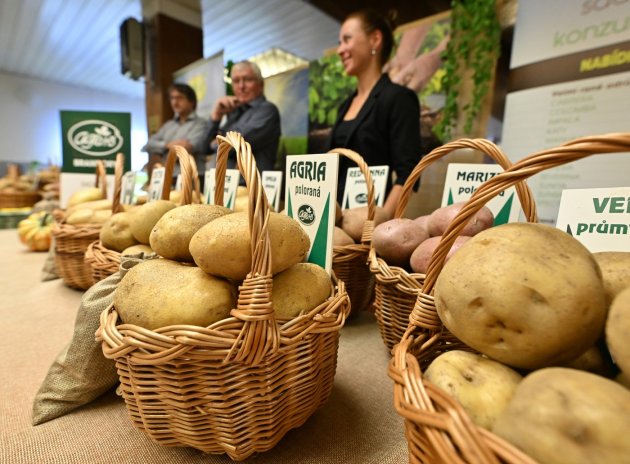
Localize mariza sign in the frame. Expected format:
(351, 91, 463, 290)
(285, 154, 339, 273)
(556, 187, 630, 252)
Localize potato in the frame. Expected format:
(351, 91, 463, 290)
(333, 226, 354, 247)
(424, 350, 522, 430)
(272, 263, 331, 319)
(114, 258, 237, 329)
(435, 223, 607, 370)
(410, 235, 470, 274)
(149, 204, 232, 262)
(427, 202, 494, 237)
(413, 215, 430, 235)
(128, 200, 177, 244)
(616, 371, 630, 389)
(65, 199, 112, 217)
(593, 252, 630, 307)
(560, 340, 616, 378)
(233, 194, 248, 212)
(493, 367, 630, 464)
(373, 218, 429, 267)
(121, 244, 154, 256)
(190, 212, 310, 281)
(335, 201, 342, 226)
(341, 206, 391, 242)
(606, 287, 630, 376)
(67, 187, 104, 207)
(100, 211, 138, 252)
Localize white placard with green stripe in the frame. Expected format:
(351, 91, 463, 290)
(120, 171, 136, 205)
(148, 167, 166, 202)
(556, 187, 630, 252)
(204, 168, 240, 208)
(342, 165, 388, 209)
(285, 154, 339, 274)
(262, 171, 283, 212)
(441, 163, 521, 225)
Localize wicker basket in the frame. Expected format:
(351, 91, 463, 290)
(369, 139, 536, 351)
(0, 190, 41, 208)
(85, 149, 201, 283)
(97, 131, 350, 461)
(390, 133, 630, 463)
(52, 161, 108, 290)
(330, 147, 377, 316)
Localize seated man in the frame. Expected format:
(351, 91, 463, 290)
(142, 83, 208, 188)
(206, 61, 281, 174)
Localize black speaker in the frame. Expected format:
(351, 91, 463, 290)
(120, 17, 145, 80)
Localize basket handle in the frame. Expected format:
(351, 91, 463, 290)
(111, 153, 125, 214)
(328, 147, 376, 244)
(161, 145, 199, 205)
(95, 160, 108, 199)
(394, 138, 537, 221)
(215, 131, 280, 365)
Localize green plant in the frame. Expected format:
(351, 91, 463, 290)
(308, 54, 356, 128)
(433, 0, 501, 142)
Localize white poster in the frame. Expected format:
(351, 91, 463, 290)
(501, 0, 630, 224)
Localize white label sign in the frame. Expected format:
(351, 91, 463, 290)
(342, 165, 389, 209)
(441, 163, 522, 225)
(556, 187, 630, 252)
(120, 171, 136, 205)
(285, 154, 339, 274)
(148, 167, 166, 202)
(204, 168, 240, 209)
(262, 171, 283, 212)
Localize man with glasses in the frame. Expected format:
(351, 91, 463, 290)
(206, 60, 281, 173)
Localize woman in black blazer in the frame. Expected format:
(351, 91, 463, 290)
(330, 9, 422, 216)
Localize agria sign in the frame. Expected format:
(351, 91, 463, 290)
(67, 120, 124, 156)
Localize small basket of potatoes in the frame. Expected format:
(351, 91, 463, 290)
(52, 160, 112, 290)
(369, 139, 535, 351)
(96, 131, 350, 461)
(84, 149, 201, 283)
(390, 133, 630, 464)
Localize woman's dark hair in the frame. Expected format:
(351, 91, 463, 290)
(347, 8, 397, 66)
(168, 83, 197, 109)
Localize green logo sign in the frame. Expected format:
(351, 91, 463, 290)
(297, 204, 316, 225)
(61, 110, 131, 174)
(67, 120, 124, 156)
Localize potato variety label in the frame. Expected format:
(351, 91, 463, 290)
(556, 186, 630, 252)
(342, 165, 389, 209)
(285, 154, 339, 273)
(441, 163, 521, 225)
(262, 171, 283, 212)
(204, 168, 240, 209)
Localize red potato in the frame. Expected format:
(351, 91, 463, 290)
(427, 202, 494, 237)
(333, 226, 354, 247)
(341, 206, 392, 242)
(372, 218, 430, 267)
(413, 215, 430, 236)
(410, 235, 471, 274)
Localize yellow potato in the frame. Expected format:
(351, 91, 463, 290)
(114, 258, 237, 329)
(424, 350, 522, 430)
(190, 212, 310, 281)
(100, 211, 138, 252)
(272, 263, 331, 319)
(341, 206, 391, 242)
(593, 251, 630, 307)
(128, 200, 177, 244)
(493, 367, 630, 464)
(149, 204, 232, 262)
(67, 187, 104, 207)
(606, 287, 630, 376)
(435, 223, 607, 369)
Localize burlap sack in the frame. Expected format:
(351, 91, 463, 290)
(40, 235, 59, 282)
(32, 253, 154, 425)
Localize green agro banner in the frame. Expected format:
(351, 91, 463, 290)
(60, 110, 131, 174)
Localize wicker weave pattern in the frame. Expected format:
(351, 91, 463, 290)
(52, 161, 108, 290)
(329, 147, 377, 315)
(390, 133, 630, 463)
(370, 139, 536, 351)
(97, 132, 350, 460)
(84, 150, 200, 283)
(0, 190, 41, 208)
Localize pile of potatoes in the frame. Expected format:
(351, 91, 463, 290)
(370, 201, 494, 273)
(421, 222, 630, 463)
(109, 198, 332, 330)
